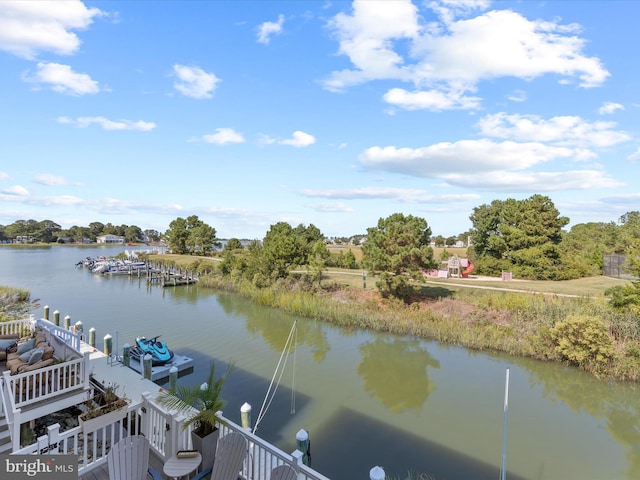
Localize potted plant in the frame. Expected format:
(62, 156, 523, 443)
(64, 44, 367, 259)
(79, 382, 129, 432)
(157, 361, 233, 471)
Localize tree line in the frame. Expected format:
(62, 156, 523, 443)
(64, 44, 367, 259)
(3, 194, 640, 299)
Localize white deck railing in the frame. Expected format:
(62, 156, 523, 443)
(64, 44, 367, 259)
(13, 393, 330, 480)
(3, 354, 89, 409)
(0, 317, 33, 336)
(36, 318, 82, 353)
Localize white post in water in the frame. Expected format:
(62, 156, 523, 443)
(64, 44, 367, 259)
(43, 306, 49, 321)
(370, 466, 385, 480)
(89, 327, 96, 347)
(241, 403, 252, 431)
(53, 310, 60, 326)
(169, 366, 178, 390)
(64, 315, 71, 330)
(103, 334, 112, 355)
(296, 429, 310, 466)
(500, 368, 510, 480)
(123, 343, 130, 367)
(143, 354, 153, 380)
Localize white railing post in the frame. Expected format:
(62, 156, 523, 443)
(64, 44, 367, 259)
(47, 424, 60, 453)
(82, 352, 91, 389)
(12, 407, 21, 452)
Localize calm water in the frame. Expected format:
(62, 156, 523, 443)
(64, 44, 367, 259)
(1, 245, 639, 480)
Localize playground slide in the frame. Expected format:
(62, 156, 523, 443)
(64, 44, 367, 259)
(462, 260, 474, 278)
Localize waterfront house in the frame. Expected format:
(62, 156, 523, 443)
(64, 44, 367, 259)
(96, 235, 125, 244)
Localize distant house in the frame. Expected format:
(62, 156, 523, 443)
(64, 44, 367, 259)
(14, 236, 35, 244)
(96, 234, 125, 244)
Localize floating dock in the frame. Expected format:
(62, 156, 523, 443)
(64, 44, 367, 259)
(126, 352, 194, 381)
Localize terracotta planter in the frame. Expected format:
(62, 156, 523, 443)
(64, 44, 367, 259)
(191, 427, 219, 472)
(79, 404, 128, 433)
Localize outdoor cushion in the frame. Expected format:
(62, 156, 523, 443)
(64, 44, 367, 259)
(0, 339, 17, 350)
(19, 348, 34, 363)
(29, 348, 44, 365)
(17, 338, 35, 354)
(42, 346, 54, 361)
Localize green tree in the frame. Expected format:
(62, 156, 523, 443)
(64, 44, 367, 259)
(124, 225, 143, 243)
(362, 213, 436, 299)
(262, 222, 306, 278)
(164, 215, 218, 255)
(606, 243, 640, 311)
(470, 195, 569, 279)
(144, 229, 161, 242)
(225, 238, 243, 251)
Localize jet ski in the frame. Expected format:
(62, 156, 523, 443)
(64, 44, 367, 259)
(130, 335, 174, 366)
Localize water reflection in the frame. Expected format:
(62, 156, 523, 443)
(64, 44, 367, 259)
(215, 292, 331, 362)
(358, 337, 440, 413)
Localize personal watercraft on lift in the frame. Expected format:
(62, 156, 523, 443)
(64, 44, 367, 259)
(130, 335, 174, 366)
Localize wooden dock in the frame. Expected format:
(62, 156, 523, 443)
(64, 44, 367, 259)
(125, 352, 194, 381)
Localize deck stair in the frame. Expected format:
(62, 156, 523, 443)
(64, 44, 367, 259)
(0, 414, 11, 454)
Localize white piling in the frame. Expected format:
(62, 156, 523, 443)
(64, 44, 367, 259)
(43, 305, 49, 321)
(241, 403, 252, 431)
(169, 365, 178, 390)
(123, 343, 130, 367)
(296, 429, 310, 466)
(500, 368, 510, 480)
(143, 354, 153, 380)
(64, 315, 71, 330)
(370, 466, 385, 480)
(89, 327, 96, 347)
(103, 334, 112, 355)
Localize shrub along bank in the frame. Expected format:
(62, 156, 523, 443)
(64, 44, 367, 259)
(195, 273, 640, 382)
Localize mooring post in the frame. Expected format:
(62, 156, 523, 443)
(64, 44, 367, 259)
(75, 321, 83, 335)
(103, 334, 112, 355)
(143, 354, 153, 380)
(241, 403, 252, 431)
(64, 315, 71, 330)
(123, 343, 130, 367)
(169, 366, 178, 390)
(89, 327, 96, 347)
(370, 466, 385, 480)
(296, 429, 310, 466)
(43, 305, 49, 321)
(53, 310, 60, 326)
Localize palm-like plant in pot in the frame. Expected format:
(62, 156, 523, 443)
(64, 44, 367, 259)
(157, 361, 233, 471)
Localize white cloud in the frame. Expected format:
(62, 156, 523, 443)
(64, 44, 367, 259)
(0, 172, 8, 180)
(598, 101, 624, 115)
(441, 170, 622, 191)
(57, 116, 156, 131)
(34, 173, 69, 186)
(507, 90, 527, 102)
(477, 113, 631, 148)
(627, 148, 640, 163)
(324, 2, 609, 109)
(360, 140, 574, 177)
(173, 64, 220, 99)
(383, 87, 481, 111)
(299, 186, 480, 204)
(201, 128, 245, 145)
(23, 62, 100, 95)
(0, 0, 103, 59)
(306, 202, 354, 213)
(279, 131, 316, 147)
(257, 14, 284, 44)
(2, 185, 29, 196)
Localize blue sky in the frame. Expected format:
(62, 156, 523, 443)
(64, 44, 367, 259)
(1, 0, 638, 240)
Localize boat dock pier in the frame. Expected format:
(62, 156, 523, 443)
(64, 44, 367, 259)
(125, 352, 194, 381)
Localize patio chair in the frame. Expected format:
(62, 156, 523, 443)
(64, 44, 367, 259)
(107, 435, 162, 480)
(192, 431, 248, 480)
(270, 464, 298, 480)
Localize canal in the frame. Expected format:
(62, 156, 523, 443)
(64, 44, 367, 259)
(1, 245, 639, 480)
